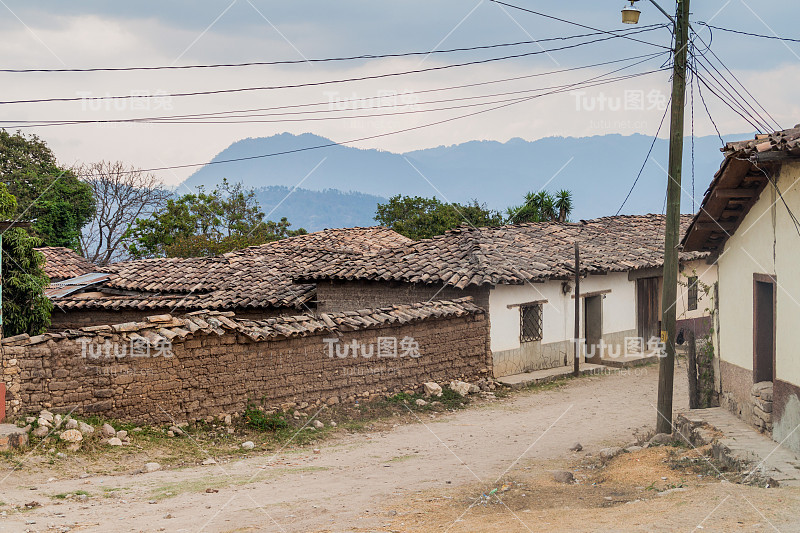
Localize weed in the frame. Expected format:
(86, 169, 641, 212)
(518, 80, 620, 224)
(242, 406, 289, 432)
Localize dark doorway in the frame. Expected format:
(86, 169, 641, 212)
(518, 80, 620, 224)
(753, 275, 776, 383)
(637, 277, 660, 345)
(585, 295, 603, 363)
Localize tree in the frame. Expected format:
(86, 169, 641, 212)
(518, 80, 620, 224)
(0, 183, 52, 336)
(375, 195, 504, 240)
(78, 161, 169, 265)
(0, 130, 95, 250)
(125, 179, 306, 258)
(506, 189, 574, 223)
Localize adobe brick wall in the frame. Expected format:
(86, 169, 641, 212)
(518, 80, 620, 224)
(3, 312, 490, 425)
(315, 280, 490, 313)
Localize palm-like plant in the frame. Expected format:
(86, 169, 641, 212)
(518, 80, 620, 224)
(554, 190, 573, 222)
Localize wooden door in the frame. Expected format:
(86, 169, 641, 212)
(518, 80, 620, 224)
(637, 277, 660, 344)
(753, 276, 775, 383)
(584, 295, 603, 363)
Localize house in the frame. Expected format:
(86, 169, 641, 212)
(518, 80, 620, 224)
(46, 227, 411, 329)
(36, 247, 96, 282)
(298, 215, 715, 377)
(683, 125, 800, 453)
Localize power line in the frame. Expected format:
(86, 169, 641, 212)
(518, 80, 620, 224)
(690, 26, 782, 131)
(0, 25, 668, 73)
(63, 67, 665, 179)
(489, 0, 671, 49)
(4, 54, 669, 129)
(615, 96, 672, 215)
(0, 52, 667, 128)
(695, 22, 800, 44)
(689, 51, 768, 132)
(689, 63, 764, 132)
(0, 31, 666, 106)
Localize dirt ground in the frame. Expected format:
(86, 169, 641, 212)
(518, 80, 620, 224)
(2, 363, 799, 532)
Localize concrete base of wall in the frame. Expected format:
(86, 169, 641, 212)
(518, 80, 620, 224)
(774, 379, 800, 456)
(719, 359, 755, 424)
(492, 339, 573, 378)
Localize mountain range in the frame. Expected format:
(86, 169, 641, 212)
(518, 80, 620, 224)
(181, 132, 744, 232)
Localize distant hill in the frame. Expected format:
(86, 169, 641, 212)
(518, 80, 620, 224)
(254, 186, 385, 233)
(182, 132, 746, 228)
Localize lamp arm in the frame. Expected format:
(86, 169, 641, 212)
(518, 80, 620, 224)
(645, 0, 676, 25)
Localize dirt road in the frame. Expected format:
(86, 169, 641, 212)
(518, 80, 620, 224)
(2, 364, 797, 532)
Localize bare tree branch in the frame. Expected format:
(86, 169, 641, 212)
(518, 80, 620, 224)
(78, 161, 168, 265)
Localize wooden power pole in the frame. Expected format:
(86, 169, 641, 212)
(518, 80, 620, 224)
(656, 0, 691, 434)
(573, 242, 580, 377)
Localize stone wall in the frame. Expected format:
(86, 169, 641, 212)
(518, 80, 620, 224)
(3, 301, 490, 425)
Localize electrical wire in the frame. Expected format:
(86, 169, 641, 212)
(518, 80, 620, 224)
(615, 96, 672, 215)
(0, 31, 666, 106)
(0, 25, 668, 73)
(60, 67, 666, 179)
(0, 52, 666, 126)
(695, 63, 725, 146)
(689, 58, 765, 132)
(489, 0, 671, 50)
(4, 54, 670, 129)
(690, 26, 782, 131)
(695, 22, 800, 44)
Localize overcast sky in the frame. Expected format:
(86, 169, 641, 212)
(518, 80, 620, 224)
(2, 0, 799, 185)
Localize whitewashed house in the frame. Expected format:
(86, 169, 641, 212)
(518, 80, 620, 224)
(683, 126, 800, 453)
(300, 215, 715, 377)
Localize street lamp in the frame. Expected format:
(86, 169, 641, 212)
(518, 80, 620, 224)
(621, 1, 641, 24)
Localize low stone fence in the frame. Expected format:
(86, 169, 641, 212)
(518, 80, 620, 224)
(1, 298, 490, 424)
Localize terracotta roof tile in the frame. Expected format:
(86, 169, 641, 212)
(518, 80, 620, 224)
(36, 247, 96, 282)
(8, 297, 481, 346)
(52, 227, 411, 311)
(298, 215, 706, 287)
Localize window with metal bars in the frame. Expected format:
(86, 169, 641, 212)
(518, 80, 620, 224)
(688, 276, 698, 311)
(520, 303, 543, 343)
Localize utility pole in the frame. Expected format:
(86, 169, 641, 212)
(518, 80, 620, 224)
(573, 242, 580, 377)
(656, 0, 691, 434)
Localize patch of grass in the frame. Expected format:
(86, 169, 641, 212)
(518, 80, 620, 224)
(52, 490, 90, 500)
(243, 406, 289, 432)
(387, 454, 416, 463)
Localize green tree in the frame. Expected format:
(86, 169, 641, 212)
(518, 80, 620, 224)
(0, 184, 52, 336)
(506, 189, 574, 223)
(0, 130, 95, 250)
(375, 195, 504, 240)
(125, 179, 306, 258)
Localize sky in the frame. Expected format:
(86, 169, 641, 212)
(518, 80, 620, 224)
(1, 0, 799, 186)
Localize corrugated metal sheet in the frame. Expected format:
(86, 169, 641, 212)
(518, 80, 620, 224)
(45, 272, 111, 298)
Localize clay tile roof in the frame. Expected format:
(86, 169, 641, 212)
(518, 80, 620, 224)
(683, 125, 800, 253)
(723, 125, 800, 158)
(36, 247, 96, 282)
(52, 227, 411, 312)
(7, 297, 482, 346)
(298, 215, 706, 288)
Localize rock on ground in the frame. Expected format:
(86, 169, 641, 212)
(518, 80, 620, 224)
(107, 437, 123, 446)
(423, 382, 443, 397)
(599, 447, 624, 460)
(648, 433, 674, 446)
(78, 421, 95, 435)
(59, 429, 83, 444)
(552, 471, 575, 484)
(569, 442, 583, 452)
(101, 423, 116, 437)
(241, 441, 255, 450)
(144, 462, 161, 473)
(449, 380, 472, 397)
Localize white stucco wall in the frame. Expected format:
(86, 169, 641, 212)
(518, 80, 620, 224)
(677, 259, 719, 322)
(717, 176, 778, 372)
(488, 272, 637, 353)
(774, 161, 800, 386)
